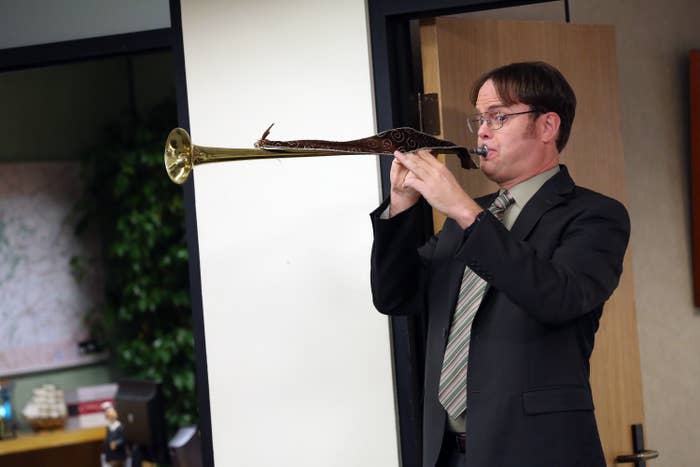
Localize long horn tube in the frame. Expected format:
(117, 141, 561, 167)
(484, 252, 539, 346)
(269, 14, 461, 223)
(165, 128, 383, 184)
(164, 128, 487, 184)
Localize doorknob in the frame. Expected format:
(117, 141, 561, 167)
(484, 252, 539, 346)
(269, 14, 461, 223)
(615, 424, 659, 466)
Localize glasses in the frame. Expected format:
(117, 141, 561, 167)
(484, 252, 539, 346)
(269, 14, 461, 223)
(467, 109, 540, 133)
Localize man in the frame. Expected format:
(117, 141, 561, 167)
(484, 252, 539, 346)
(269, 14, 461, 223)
(101, 401, 127, 467)
(370, 62, 630, 467)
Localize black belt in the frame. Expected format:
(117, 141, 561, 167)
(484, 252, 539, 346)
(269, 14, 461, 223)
(451, 432, 466, 453)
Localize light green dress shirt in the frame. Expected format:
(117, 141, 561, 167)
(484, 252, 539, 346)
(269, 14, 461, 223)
(447, 164, 560, 432)
(500, 165, 560, 230)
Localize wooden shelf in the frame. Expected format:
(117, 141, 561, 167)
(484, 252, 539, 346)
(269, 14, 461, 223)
(0, 426, 104, 456)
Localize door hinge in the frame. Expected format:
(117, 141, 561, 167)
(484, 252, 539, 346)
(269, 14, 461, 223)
(418, 92, 441, 135)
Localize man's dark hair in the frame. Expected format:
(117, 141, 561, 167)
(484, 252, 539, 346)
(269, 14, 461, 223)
(470, 61, 577, 152)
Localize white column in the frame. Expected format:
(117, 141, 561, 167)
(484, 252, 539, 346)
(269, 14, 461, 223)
(180, 1, 398, 465)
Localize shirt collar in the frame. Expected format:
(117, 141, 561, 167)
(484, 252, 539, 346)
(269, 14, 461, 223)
(504, 165, 560, 208)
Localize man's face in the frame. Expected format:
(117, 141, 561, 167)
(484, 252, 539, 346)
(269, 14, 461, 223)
(474, 79, 542, 188)
(105, 407, 118, 423)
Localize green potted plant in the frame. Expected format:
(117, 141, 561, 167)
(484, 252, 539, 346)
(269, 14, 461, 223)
(73, 99, 197, 436)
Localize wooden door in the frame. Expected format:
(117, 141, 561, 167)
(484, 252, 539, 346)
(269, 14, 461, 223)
(420, 18, 644, 465)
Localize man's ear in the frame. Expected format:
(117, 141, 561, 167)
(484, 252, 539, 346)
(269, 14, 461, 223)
(539, 112, 561, 145)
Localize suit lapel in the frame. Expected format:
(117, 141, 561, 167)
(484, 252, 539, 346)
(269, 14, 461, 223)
(434, 166, 574, 332)
(510, 165, 575, 240)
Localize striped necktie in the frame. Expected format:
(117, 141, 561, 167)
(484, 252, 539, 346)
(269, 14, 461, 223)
(438, 190, 515, 419)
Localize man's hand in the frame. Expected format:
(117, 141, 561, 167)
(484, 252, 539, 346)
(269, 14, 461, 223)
(389, 154, 422, 216)
(393, 150, 483, 229)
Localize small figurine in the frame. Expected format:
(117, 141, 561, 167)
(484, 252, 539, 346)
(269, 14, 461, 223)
(0, 380, 18, 439)
(101, 401, 127, 467)
(21, 383, 67, 431)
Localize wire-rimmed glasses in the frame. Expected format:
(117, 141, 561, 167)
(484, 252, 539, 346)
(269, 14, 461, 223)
(467, 109, 540, 133)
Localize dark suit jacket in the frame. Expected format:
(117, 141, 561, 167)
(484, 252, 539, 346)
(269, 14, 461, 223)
(370, 166, 630, 467)
(104, 424, 127, 462)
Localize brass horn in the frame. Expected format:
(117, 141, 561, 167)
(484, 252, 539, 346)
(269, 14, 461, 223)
(164, 126, 487, 184)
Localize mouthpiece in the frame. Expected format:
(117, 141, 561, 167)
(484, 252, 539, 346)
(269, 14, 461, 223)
(468, 145, 488, 157)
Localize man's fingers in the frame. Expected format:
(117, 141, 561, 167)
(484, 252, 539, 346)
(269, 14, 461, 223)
(395, 150, 432, 180)
(397, 149, 437, 164)
(414, 149, 442, 167)
(402, 174, 425, 194)
(399, 168, 411, 190)
(393, 150, 410, 166)
(391, 157, 406, 169)
(413, 150, 456, 185)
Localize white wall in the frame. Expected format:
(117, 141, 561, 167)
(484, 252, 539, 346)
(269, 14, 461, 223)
(180, 1, 398, 466)
(0, 0, 170, 49)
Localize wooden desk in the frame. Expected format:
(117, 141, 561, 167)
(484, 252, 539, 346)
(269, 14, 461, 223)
(0, 426, 104, 467)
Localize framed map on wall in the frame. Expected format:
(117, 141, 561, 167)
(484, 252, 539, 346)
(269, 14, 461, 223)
(0, 162, 105, 377)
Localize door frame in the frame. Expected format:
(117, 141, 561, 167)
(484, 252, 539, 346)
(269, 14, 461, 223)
(167, 2, 217, 466)
(366, 1, 566, 465)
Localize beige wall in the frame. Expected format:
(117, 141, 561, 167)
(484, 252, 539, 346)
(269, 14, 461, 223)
(459, 1, 700, 465)
(572, 1, 700, 466)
